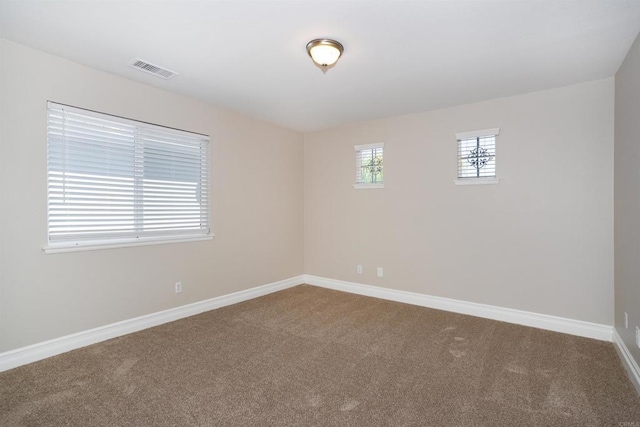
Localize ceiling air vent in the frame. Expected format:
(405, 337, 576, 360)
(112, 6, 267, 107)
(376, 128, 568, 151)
(130, 59, 178, 79)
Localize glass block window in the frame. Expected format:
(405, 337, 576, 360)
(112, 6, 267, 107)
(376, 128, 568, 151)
(456, 128, 499, 180)
(354, 143, 384, 188)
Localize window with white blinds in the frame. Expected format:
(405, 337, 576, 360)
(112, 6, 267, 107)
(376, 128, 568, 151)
(46, 102, 210, 251)
(455, 128, 499, 184)
(354, 142, 384, 189)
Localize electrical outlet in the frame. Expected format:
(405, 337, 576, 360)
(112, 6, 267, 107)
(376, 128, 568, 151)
(175, 281, 182, 294)
(625, 312, 629, 329)
(377, 267, 383, 278)
(357, 265, 363, 274)
(636, 326, 640, 349)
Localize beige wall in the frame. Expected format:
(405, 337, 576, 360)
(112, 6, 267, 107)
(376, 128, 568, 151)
(0, 37, 619, 355)
(304, 79, 614, 325)
(615, 32, 640, 365)
(0, 39, 304, 352)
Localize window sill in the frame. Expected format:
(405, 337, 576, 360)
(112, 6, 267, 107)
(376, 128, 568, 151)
(43, 234, 214, 254)
(454, 178, 499, 186)
(353, 183, 384, 189)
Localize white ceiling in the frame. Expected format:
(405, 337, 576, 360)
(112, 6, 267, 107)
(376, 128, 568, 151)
(1, 1, 639, 132)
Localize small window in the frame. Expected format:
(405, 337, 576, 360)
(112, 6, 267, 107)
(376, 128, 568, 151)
(354, 143, 384, 189)
(455, 128, 499, 185)
(45, 102, 211, 252)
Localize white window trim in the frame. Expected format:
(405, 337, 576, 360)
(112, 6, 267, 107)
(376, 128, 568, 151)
(455, 128, 499, 184)
(354, 142, 385, 189)
(353, 183, 385, 189)
(43, 234, 214, 254)
(455, 128, 500, 141)
(453, 177, 500, 186)
(45, 101, 211, 253)
(354, 142, 384, 151)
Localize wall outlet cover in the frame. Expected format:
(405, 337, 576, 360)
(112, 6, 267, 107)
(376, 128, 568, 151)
(625, 312, 628, 329)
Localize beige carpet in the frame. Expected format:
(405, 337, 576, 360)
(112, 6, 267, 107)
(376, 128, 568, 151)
(1, 284, 639, 426)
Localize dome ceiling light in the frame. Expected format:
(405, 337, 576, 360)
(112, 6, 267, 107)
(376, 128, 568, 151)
(306, 39, 344, 73)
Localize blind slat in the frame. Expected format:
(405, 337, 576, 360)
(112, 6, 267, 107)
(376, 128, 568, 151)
(47, 102, 210, 244)
(457, 134, 496, 179)
(355, 144, 384, 185)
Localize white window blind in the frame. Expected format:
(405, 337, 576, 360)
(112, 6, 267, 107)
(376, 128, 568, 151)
(46, 102, 210, 248)
(354, 142, 384, 187)
(456, 128, 499, 180)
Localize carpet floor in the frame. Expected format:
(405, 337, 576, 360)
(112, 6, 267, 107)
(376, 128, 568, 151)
(1, 284, 639, 426)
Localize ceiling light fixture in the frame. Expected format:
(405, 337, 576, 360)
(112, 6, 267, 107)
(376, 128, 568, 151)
(306, 39, 344, 73)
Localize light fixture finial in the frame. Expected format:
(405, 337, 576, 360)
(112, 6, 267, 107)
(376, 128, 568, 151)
(306, 39, 344, 73)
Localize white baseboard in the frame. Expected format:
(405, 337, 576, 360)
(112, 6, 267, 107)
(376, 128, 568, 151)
(0, 274, 616, 374)
(613, 329, 640, 395)
(303, 275, 613, 342)
(0, 275, 304, 373)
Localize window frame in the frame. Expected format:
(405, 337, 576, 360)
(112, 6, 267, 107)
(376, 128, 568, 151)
(454, 128, 500, 186)
(43, 101, 213, 254)
(353, 142, 385, 189)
